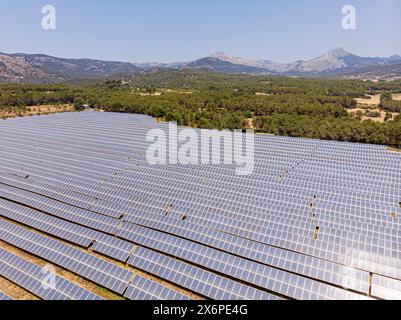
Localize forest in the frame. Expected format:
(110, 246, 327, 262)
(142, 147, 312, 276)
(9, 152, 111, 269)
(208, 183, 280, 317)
(1, 70, 401, 147)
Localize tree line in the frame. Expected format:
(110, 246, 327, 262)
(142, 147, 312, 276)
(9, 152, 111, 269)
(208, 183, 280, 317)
(1, 72, 401, 147)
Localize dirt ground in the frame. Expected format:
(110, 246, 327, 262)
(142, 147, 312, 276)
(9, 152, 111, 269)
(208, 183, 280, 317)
(350, 93, 399, 123)
(355, 94, 381, 106)
(0, 104, 74, 119)
(247, 118, 255, 129)
(355, 93, 401, 105)
(388, 147, 401, 154)
(392, 93, 401, 101)
(347, 108, 398, 123)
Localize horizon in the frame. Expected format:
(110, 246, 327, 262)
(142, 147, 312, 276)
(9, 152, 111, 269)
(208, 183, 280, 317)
(0, 0, 400, 63)
(2, 46, 401, 65)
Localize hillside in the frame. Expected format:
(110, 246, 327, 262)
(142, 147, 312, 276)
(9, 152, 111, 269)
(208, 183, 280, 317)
(1, 48, 401, 83)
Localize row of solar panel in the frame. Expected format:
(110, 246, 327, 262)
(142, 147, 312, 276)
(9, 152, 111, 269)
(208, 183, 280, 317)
(124, 276, 190, 300)
(1, 124, 399, 181)
(1, 180, 400, 286)
(0, 110, 400, 300)
(0, 218, 284, 300)
(0, 110, 388, 154)
(6, 134, 395, 183)
(0, 194, 372, 297)
(0, 141, 396, 206)
(121, 205, 401, 281)
(0, 195, 376, 300)
(0, 201, 285, 299)
(0, 179, 396, 274)
(1, 133, 399, 190)
(3, 164, 399, 226)
(128, 246, 280, 300)
(0, 144, 396, 211)
(3, 113, 395, 160)
(1, 161, 396, 214)
(0, 247, 102, 300)
(0, 220, 133, 295)
(3, 169, 396, 244)
(0, 192, 374, 295)
(119, 222, 370, 300)
(0, 161, 398, 238)
(0, 224, 192, 301)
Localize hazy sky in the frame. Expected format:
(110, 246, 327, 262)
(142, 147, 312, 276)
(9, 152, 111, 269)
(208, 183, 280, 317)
(0, 0, 400, 62)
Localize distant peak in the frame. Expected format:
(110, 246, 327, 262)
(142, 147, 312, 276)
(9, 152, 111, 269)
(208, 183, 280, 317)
(210, 51, 230, 59)
(327, 47, 350, 57)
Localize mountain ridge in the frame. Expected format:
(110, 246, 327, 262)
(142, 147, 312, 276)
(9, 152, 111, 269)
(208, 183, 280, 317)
(1, 48, 401, 83)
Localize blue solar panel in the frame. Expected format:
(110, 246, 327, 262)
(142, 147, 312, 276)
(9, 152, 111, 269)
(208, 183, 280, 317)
(128, 246, 281, 300)
(124, 276, 191, 300)
(0, 247, 102, 300)
(0, 197, 99, 247)
(0, 292, 12, 301)
(0, 220, 133, 295)
(91, 234, 135, 262)
(0, 111, 399, 300)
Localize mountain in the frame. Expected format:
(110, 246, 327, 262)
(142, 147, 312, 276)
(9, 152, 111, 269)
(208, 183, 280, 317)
(338, 61, 401, 81)
(185, 57, 273, 74)
(0, 52, 141, 83)
(1, 48, 401, 83)
(0, 53, 49, 83)
(208, 48, 401, 76)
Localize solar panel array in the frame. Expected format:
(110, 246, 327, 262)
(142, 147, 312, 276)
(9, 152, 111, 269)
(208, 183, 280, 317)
(0, 247, 102, 300)
(124, 275, 190, 300)
(0, 220, 134, 295)
(0, 111, 400, 300)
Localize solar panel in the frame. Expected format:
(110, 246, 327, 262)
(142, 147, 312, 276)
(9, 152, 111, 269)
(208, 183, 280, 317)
(0, 184, 120, 234)
(128, 246, 281, 300)
(0, 111, 400, 300)
(124, 275, 191, 300)
(91, 233, 135, 262)
(119, 212, 371, 294)
(0, 247, 102, 300)
(0, 197, 99, 247)
(123, 226, 369, 300)
(0, 292, 12, 301)
(0, 220, 134, 294)
(371, 275, 401, 300)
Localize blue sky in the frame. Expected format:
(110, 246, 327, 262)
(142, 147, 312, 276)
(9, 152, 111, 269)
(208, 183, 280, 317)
(0, 0, 400, 62)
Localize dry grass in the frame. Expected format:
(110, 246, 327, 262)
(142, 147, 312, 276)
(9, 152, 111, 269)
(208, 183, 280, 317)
(355, 94, 381, 106)
(392, 93, 401, 101)
(348, 108, 398, 123)
(246, 118, 255, 129)
(388, 147, 401, 153)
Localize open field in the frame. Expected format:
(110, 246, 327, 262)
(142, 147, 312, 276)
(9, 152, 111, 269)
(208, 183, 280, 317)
(0, 111, 400, 300)
(355, 94, 381, 106)
(393, 93, 401, 101)
(355, 93, 401, 105)
(347, 108, 399, 123)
